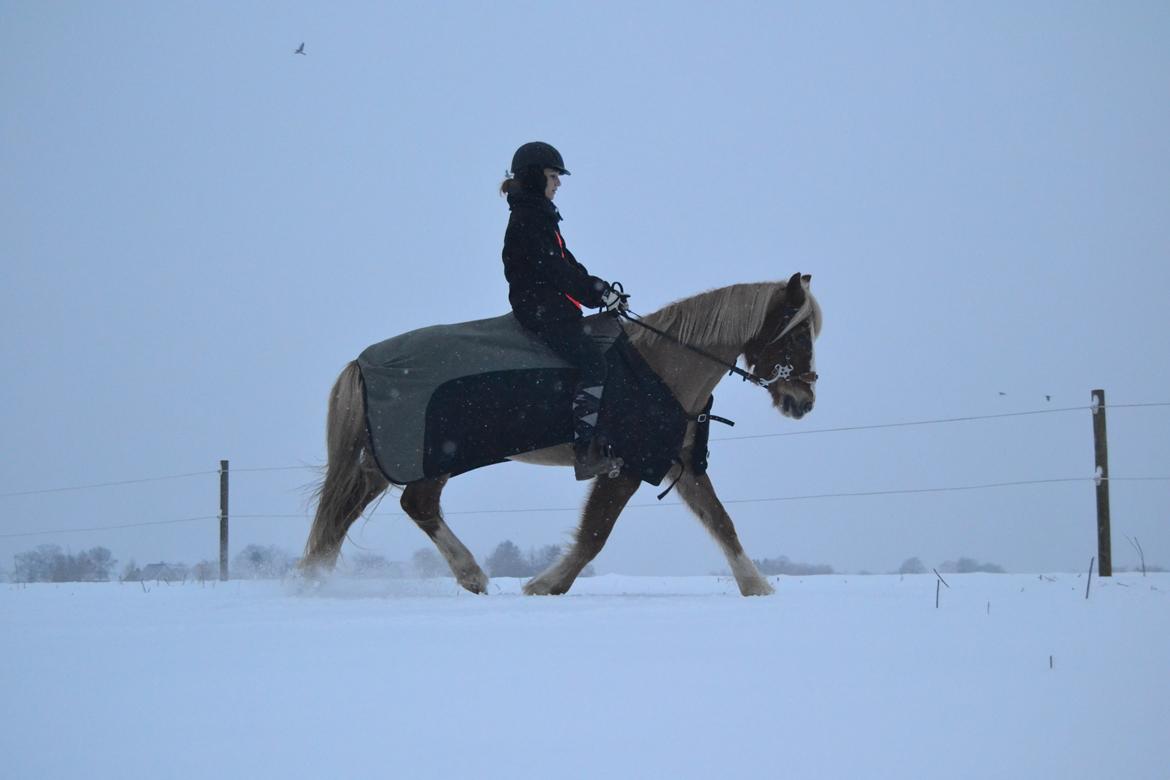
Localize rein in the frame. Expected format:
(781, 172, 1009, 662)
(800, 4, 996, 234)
(615, 304, 812, 388)
(617, 310, 776, 386)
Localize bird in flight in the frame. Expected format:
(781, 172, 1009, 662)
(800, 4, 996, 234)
(294, 42, 306, 55)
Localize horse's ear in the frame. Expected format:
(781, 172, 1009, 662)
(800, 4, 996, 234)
(802, 274, 812, 286)
(785, 272, 805, 306)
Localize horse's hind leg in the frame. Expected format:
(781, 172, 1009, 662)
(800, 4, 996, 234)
(401, 476, 489, 594)
(675, 470, 774, 596)
(524, 471, 641, 595)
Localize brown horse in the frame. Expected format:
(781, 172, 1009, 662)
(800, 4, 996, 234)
(303, 273, 821, 596)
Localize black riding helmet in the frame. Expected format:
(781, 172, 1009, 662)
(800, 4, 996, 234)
(511, 141, 570, 176)
(510, 142, 568, 195)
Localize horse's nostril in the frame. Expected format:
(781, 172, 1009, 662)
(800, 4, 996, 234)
(801, 401, 814, 415)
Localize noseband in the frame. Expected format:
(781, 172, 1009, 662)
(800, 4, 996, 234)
(758, 362, 818, 387)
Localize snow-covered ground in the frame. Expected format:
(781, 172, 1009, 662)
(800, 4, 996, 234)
(3, 573, 1167, 779)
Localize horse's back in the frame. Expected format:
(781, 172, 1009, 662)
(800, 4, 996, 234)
(357, 313, 574, 483)
(358, 313, 570, 376)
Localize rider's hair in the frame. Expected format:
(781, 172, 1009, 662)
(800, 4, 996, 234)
(500, 165, 548, 197)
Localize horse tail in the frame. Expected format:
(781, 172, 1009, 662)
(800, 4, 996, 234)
(303, 360, 390, 570)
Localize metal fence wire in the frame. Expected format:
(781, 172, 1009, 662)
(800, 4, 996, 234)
(2, 401, 1168, 539)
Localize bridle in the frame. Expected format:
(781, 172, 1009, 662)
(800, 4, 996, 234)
(756, 312, 819, 387)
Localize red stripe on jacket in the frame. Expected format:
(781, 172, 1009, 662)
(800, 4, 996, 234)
(555, 231, 584, 310)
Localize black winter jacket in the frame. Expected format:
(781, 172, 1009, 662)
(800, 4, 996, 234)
(502, 190, 608, 330)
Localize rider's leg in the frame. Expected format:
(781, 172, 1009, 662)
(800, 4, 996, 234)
(570, 346, 610, 477)
(537, 317, 622, 480)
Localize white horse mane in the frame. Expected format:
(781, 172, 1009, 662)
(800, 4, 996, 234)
(629, 280, 822, 350)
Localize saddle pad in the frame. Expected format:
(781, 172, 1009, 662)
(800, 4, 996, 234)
(357, 313, 688, 485)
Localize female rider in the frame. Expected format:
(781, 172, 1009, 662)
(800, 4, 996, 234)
(500, 141, 628, 480)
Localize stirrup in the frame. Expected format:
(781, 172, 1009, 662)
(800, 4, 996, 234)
(574, 440, 624, 481)
(574, 455, 624, 481)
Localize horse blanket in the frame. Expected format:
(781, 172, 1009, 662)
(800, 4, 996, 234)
(357, 313, 691, 486)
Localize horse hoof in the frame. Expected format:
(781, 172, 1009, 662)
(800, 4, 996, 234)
(740, 578, 775, 597)
(298, 560, 333, 583)
(522, 579, 550, 595)
(523, 577, 565, 596)
(458, 569, 489, 594)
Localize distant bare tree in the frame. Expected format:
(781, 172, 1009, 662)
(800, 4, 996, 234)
(191, 560, 216, 582)
(898, 557, 928, 575)
(79, 547, 116, 581)
(14, 545, 63, 582)
(232, 544, 294, 579)
(121, 560, 142, 582)
(486, 540, 527, 577)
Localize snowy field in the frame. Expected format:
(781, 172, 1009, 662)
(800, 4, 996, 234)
(3, 573, 1167, 779)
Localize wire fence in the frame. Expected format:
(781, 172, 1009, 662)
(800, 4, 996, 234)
(2, 401, 1168, 540)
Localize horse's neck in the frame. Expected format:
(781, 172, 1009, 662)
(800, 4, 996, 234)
(632, 338, 735, 414)
(630, 282, 780, 413)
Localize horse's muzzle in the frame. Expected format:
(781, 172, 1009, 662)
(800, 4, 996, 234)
(780, 395, 814, 419)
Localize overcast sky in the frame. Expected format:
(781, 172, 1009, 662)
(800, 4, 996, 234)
(3, 2, 1168, 577)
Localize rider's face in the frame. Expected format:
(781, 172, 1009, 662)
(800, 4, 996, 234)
(543, 168, 561, 200)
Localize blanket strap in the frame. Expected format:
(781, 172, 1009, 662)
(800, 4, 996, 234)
(656, 395, 735, 500)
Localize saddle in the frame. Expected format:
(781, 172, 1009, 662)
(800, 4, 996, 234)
(357, 312, 690, 486)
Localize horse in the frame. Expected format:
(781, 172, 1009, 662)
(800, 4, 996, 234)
(302, 272, 821, 596)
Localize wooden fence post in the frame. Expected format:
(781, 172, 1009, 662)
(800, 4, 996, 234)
(1091, 390, 1111, 577)
(219, 459, 229, 581)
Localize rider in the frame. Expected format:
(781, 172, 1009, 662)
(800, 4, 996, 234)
(500, 141, 629, 480)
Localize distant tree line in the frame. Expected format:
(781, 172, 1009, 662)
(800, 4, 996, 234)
(753, 555, 834, 576)
(898, 556, 1005, 574)
(12, 544, 117, 582)
(937, 557, 1005, 574)
(483, 540, 594, 578)
(748, 555, 1010, 577)
(6, 543, 298, 584)
(4, 541, 591, 582)
(121, 559, 218, 583)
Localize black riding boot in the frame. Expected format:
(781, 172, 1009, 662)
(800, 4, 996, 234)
(572, 384, 623, 480)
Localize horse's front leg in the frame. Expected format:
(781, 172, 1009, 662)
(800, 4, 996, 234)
(675, 470, 774, 596)
(400, 475, 489, 594)
(524, 471, 641, 595)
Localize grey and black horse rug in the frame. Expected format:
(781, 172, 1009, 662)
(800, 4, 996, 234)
(357, 312, 696, 486)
